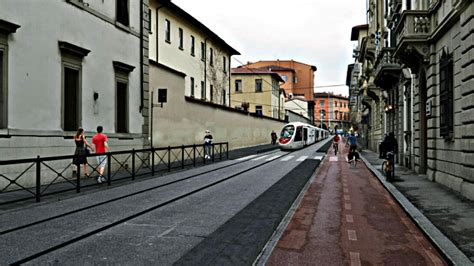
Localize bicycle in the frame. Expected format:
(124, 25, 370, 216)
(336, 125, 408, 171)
(381, 151, 395, 181)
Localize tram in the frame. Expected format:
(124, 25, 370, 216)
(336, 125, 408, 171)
(278, 122, 328, 150)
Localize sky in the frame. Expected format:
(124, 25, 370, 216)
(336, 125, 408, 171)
(172, 0, 367, 97)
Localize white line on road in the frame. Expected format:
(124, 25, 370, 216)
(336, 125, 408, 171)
(344, 195, 350, 201)
(266, 155, 282, 161)
(236, 155, 258, 161)
(252, 155, 268, 161)
(350, 252, 361, 266)
(343, 188, 349, 193)
(280, 156, 294, 161)
(296, 156, 308, 161)
(314, 156, 323, 160)
(348, 230, 357, 241)
(329, 156, 338, 162)
(345, 203, 352, 210)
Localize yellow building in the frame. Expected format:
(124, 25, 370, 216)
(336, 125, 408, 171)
(230, 68, 284, 119)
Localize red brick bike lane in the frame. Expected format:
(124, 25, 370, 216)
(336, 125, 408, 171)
(267, 144, 446, 265)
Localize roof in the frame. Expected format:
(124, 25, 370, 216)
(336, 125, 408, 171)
(244, 60, 317, 72)
(156, 0, 240, 55)
(351, 24, 368, 41)
(231, 67, 284, 82)
(314, 92, 349, 100)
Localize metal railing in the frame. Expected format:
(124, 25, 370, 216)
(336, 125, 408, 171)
(0, 142, 228, 204)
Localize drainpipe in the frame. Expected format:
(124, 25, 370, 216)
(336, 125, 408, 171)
(140, 0, 144, 113)
(228, 56, 231, 107)
(204, 37, 209, 100)
(410, 69, 415, 168)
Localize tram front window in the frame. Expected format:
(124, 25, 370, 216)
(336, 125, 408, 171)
(280, 125, 295, 144)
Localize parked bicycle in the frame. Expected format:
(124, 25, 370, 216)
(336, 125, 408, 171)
(382, 151, 395, 181)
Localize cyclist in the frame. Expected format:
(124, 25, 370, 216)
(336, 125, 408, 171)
(347, 132, 359, 164)
(333, 133, 340, 155)
(381, 132, 398, 180)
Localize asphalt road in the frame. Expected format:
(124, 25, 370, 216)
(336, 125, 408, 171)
(0, 139, 331, 265)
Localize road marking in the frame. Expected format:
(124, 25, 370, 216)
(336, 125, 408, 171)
(252, 155, 268, 161)
(343, 183, 348, 188)
(314, 156, 323, 160)
(266, 155, 281, 161)
(296, 156, 308, 161)
(350, 252, 361, 266)
(344, 195, 350, 201)
(280, 156, 294, 161)
(348, 230, 357, 241)
(329, 156, 338, 162)
(236, 155, 258, 161)
(346, 214, 354, 223)
(343, 188, 349, 193)
(344, 203, 352, 210)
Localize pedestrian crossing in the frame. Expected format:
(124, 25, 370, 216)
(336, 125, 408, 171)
(236, 154, 325, 162)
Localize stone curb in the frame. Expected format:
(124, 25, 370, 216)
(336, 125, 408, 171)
(360, 154, 472, 265)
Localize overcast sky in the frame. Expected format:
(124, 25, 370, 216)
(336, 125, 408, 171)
(172, 0, 367, 96)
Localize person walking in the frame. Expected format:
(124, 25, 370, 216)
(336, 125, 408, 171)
(204, 129, 213, 159)
(72, 127, 93, 177)
(92, 125, 109, 183)
(271, 130, 277, 145)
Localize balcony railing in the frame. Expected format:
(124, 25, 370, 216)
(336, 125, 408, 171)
(395, 10, 431, 45)
(374, 47, 401, 81)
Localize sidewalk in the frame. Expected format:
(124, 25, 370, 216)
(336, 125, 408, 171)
(360, 149, 474, 264)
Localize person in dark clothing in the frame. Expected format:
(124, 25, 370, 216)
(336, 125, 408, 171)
(204, 130, 213, 159)
(271, 130, 277, 145)
(73, 127, 93, 177)
(381, 132, 398, 158)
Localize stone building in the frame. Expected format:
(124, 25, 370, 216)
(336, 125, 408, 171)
(348, 0, 474, 199)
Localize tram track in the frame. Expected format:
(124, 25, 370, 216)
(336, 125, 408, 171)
(5, 149, 299, 265)
(0, 149, 285, 236)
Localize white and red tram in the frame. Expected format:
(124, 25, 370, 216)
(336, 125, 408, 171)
(278, 122, 328, 150)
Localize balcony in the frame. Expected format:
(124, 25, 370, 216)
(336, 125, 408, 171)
(374, 47, 401, 89)
(387, 0, 402, 26)
(394, 10, 431, 69)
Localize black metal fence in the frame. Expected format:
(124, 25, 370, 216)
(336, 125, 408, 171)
(0, 142, 228, 204)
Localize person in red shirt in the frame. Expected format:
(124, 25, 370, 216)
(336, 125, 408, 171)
(92, 125, 109, 183)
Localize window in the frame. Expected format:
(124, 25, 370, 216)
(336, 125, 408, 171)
(148, 9, 152, 34)
(255, 79, 262, 92)
(209, 48, 214, 66)
(59, 41, 90, 132)
(210, 85, 213, 102)
(281, 75, 288, 82)
(190, 77, 195, 97)
(335, 101, 338, 107)
(201, 81, 205, 99)
(222, 89, 226, 105)
(439, 50, 454, 139)
(113, 61, 133, 133)
(235, 79, 242, 93)
(201, 42, 205, 61)
(320, 100, 324, 108)
(116, 80, 128, 133)
(255, 105, 263, 116)
(165, 19, 171, 43)
(178, 28, 183, 50)
(116, 0, 129, 26)
(223, 56, 227, 73)
(63, 67, 80, 131)
(293, 76, 298, 83)
(0, 49, 5, 128)
(190, 35, 195, 56)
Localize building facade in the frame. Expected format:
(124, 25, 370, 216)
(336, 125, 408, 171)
(240, 60, 317, 124)
(314, 93, 351, 132)
(0, 0, 149, 160)
(349, 0, 474, 200)
(230, 68, 284, 119)
(149, 0, 239, 106)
